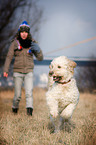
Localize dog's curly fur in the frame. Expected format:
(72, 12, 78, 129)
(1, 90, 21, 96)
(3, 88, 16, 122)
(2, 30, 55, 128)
(46, 56, 79, 133)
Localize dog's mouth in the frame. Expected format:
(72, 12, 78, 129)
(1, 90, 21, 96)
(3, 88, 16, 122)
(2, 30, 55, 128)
(53, 76, 62, 82)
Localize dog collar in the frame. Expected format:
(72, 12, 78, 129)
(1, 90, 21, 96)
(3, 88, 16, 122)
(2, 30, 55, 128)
(55, 79, 71, 84)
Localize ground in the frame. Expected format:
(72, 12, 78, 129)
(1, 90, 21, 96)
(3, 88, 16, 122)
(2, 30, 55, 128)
(0, 87, 96, 145)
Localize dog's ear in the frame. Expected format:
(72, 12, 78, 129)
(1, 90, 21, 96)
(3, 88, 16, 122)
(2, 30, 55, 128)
(69, 60, 77, 68)
(49, 64, 52, 69)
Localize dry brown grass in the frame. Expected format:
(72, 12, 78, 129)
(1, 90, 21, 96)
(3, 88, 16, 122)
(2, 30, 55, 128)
(0, 87, 96, 145)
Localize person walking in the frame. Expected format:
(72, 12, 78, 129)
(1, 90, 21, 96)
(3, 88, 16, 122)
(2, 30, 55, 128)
(3, 21, 43, 116)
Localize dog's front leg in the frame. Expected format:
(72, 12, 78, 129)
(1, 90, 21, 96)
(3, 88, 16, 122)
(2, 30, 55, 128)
(49, 104, 60, 133)
(50, 114, 60, 133)
(60, 103, 76, 119)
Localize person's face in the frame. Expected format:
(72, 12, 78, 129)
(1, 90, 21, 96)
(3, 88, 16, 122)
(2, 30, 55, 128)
(20, 31, 28, 40)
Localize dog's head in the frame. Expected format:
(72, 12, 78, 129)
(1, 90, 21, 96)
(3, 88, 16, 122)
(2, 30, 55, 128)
(49, 56, 76, 83)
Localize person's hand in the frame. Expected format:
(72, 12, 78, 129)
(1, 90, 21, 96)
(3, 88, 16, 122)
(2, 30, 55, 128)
(31, 42, 40, 53)
(3, 72, 8, 77)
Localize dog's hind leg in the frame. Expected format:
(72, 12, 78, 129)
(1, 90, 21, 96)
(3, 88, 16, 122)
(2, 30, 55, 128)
(59, 116, 65, 130)
(60, 103, 77, 132)
(59, 117, 71, 132)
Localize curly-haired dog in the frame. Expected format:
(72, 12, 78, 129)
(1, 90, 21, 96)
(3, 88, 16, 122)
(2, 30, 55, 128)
(46, 56, 79, 133)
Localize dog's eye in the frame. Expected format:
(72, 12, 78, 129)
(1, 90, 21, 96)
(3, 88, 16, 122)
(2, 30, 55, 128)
(58, 66, 61, 68)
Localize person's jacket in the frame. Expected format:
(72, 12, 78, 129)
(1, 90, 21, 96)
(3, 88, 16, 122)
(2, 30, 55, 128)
(3, 39, 43, 73)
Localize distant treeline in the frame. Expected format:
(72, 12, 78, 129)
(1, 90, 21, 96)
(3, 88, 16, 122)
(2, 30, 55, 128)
(0, 57, 96, 67)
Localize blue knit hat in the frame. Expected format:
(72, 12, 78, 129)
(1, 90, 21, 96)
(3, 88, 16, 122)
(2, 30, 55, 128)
(19, 21, 30, 28)
(18, 21, 30, 33)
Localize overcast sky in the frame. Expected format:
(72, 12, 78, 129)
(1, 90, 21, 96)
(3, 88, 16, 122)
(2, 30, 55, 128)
(37, 0, 96, 58)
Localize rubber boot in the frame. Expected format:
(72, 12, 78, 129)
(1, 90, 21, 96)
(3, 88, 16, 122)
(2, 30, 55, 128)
(27, 108, 33, 116)
(12, 108, 18, 114)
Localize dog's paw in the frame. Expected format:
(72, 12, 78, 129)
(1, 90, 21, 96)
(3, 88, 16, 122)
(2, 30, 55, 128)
(51, 111, 58, 118)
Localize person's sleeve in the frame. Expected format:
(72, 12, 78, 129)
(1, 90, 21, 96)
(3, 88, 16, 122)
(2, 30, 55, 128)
(34, 49, 43, 61)
(3, 42, 14, 73)
(31, 42, 43, 61)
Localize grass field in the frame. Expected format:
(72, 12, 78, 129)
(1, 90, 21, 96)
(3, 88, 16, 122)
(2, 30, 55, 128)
(0, 87, 96, 145)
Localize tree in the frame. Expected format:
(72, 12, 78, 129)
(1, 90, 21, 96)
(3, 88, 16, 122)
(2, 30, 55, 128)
(75, 58, 96, 92)
(0, 0, 43, 60)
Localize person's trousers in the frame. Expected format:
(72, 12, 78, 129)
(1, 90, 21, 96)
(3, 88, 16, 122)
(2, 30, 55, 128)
(12, 72, 33, 109)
